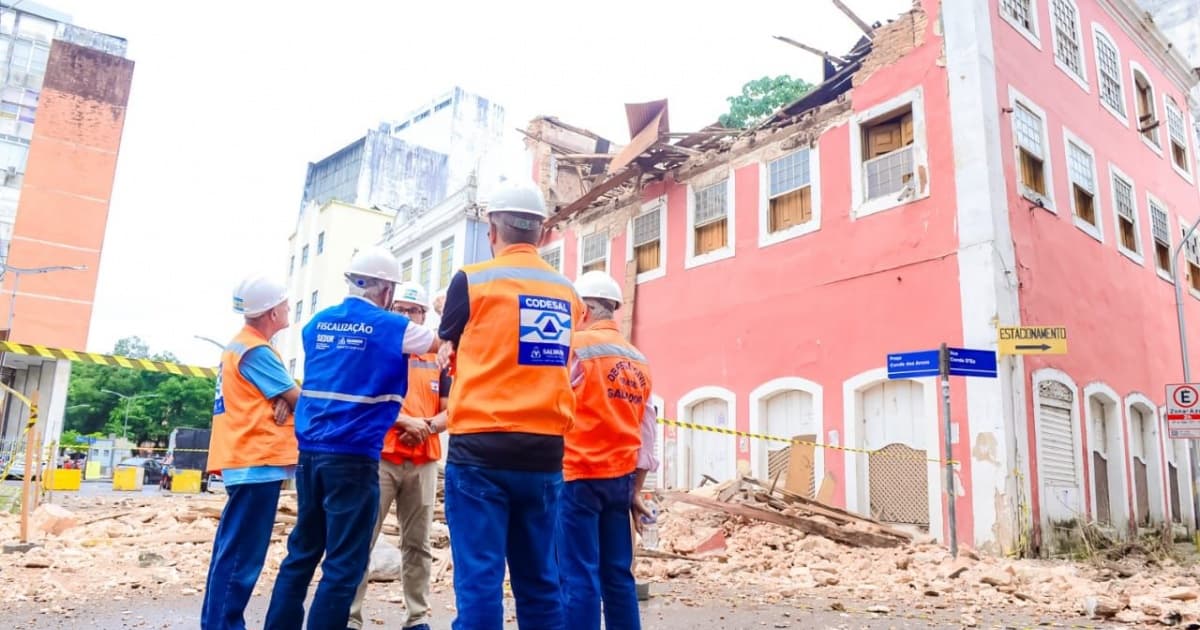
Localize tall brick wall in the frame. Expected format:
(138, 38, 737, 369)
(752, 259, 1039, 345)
(0, 40, 134, 349)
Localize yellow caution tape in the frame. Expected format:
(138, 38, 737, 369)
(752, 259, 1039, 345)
(0, 380, 37, 479)
(0, 341, 216, 379)
(656, 418, 960, 466)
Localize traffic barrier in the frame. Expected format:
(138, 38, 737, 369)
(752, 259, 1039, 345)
(170, 469, 202, 494)
(0, 341, 217, 379)
(46, 468, 82, 491)
(112, 467, 143, 491)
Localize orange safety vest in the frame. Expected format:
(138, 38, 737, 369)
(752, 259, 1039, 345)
(206, 326, 299, 474)
(381, 353, 444, 466)
(448, 243, 583, 437)
(563, 320, 653, 481)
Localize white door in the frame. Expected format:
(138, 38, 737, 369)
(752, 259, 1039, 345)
(860, 380, 928, 527)
(687, 398, 734, 488)
(1036, 381, 1081, 524)
(760, 390, 815, 490)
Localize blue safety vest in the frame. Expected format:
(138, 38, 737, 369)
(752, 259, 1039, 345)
(295, 296, 412, 458)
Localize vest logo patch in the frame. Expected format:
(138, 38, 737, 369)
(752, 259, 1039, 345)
(517, 294, 571, 367)
(212, 365, 226, 415)
(430, 380, 439, 393)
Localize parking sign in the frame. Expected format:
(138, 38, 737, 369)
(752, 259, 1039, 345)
(1165, 383, 1200, 439)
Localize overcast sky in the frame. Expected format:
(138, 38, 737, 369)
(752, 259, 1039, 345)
(47, 0, 910, 366)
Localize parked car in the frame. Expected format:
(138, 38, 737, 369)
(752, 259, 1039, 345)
(116, 456, 163, 485)
(3, 459, 48, 480)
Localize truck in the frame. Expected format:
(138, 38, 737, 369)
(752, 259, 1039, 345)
(166, 427, 217, 492)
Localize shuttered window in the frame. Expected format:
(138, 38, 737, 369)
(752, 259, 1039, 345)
(581, 233, 607, 273)
(1038, 402, 1077, 487)
(1095, 33, 1124, 115)
(1014, 103, 1047, 196)
(1166, 98, 1190, 172)
(1067, 141, 1096, 227)
(1113, 174, 1137, 252)
(693, 181, 728, 255)
(768, 150, 815, 233)
(633, 207, 662, 273)
(1051, 0, 1083, 79)
(1151, 203, 1171, 273)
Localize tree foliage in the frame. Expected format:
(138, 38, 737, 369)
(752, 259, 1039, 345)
(64, 336, 216, 445)
(719, 75, 815, 129)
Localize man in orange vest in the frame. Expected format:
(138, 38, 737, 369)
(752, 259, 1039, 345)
(436, 180, 583, 630)
(557, 270, 656, 630)
(202, 274, 300, 630)
(348, 281, 448, 630)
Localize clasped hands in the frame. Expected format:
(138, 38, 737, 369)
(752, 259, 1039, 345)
(396, 414, 436, 446)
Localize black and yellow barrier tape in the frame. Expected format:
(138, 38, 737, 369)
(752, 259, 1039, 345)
(0, 341, 216, 379)
(0, 380, 37, 479)
(655, 418, 960, 466)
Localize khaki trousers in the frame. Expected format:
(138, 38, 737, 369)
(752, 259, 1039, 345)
(347, 459, 438, 629)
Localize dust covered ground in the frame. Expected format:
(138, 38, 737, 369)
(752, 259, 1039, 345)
(0, 487, 1196, 629)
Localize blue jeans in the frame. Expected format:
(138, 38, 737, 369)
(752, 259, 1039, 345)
(444, 463, 564, 630)
(264, 452, 380, 630)
(200, 480, 282, 630)
(556, 474, 640, 630)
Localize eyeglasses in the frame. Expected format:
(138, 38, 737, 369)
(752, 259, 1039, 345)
(393, 306, 426, 315)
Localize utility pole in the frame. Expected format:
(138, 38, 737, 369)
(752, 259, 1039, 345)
(1170, 215, 1200, 532)
(100, 389, 160, 441)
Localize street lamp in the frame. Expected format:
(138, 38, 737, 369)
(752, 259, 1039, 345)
(100, 389, 160, 441)
(0, 263, 88, 334)
(193, 335, 225, 351)
(1170, 216, 1200, 530)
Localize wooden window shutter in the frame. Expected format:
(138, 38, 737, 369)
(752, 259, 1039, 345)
(866, 122, 902, 159)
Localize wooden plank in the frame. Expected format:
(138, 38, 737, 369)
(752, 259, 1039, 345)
(782, 436, 815, 497)
(773, 35, 850, 66)
(832, 0, 875, 37)
(544, 166, 640, 229)
(741, 476, 911, 540)
(663, 491, 907, 548)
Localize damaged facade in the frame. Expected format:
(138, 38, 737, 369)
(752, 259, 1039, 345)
(526, 0, 1200, 557)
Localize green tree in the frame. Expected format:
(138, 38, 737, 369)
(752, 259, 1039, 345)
(65, 336, 216, 444)
(719, 75, 815, 129)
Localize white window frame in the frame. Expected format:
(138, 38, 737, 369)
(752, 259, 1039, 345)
(1049, 0, 1090, 93)
(684, 176, 736, 269)
(1130, 61, 1163, 157)
(1163, 95, 1194, 183)
(999, 0, 1042, 49)
(758, 146, 822, 248)
(625, 195, 667, 283)
(1091, 24, 1128, 127)
(576, 231, 610, 276)
(1148, 191, 1173, 283)
(1063, 127, 1102, 242)
(849, 85, 929, 219)
(1009, 86, 1057, 213)
(1179, 216, 1200, 300)
(1108, 163, 1142, 265)
(539, 240, 564, 274)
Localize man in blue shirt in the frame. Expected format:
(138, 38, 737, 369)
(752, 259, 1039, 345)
(264, 246, 440, 630)
(202, 274, 300, 630)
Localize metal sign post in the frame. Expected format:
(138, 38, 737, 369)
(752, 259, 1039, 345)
(939, 342, 957, 558)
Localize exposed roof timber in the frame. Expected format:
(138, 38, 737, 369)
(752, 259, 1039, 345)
(832, 0, 875, 38)
(544, 166, 641, 230)
(773, 35, 850, 66)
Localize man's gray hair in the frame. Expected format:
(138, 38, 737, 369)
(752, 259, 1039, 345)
(346, 274, 390, 299)
(584, 297, 616, 321)
(490, 211, 542, 245)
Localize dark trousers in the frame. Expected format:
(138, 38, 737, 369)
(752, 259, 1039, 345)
(444, 462, 565, 630)
(556, 474, 641, 630)
(200, 480, 283, 630)
(264, 451, 380, 630)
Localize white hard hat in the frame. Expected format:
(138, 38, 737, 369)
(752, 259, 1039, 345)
(485, 180, 549, 219)
(345, 246, 402, 285)
(393, 281, 428, 309)
(575, 270, 623, 308)
(233, 274, 288, 317)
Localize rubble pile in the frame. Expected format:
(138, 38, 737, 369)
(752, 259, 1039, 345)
(634, 477, 1200, 626)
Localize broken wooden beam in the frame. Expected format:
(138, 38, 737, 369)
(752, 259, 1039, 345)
(544, 166, 640, 229)
(832, 0, 875, 38)
(663, 491, 910, 549)
(773, 35, 850, 66)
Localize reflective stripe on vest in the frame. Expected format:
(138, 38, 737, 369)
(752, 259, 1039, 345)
(301, 389, 405, 405)
(384, 352, 444, 465)
(466, 265, 576, 288)
(574, 343, 647, 363)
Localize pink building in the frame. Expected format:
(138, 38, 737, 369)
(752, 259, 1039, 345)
(525, 0, 1200, 556)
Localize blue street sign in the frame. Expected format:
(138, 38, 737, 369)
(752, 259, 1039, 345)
(948, 347, 997, 378)
(887, 349, 941, 379)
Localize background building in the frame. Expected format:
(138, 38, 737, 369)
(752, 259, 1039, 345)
(0, 2, 133, 448)
(530, 0, 1200, 557)
(279, 199, 393, 378)
(282, 87, 507, 374)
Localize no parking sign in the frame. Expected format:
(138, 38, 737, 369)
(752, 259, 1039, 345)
(1165, 383, 1200, 439)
